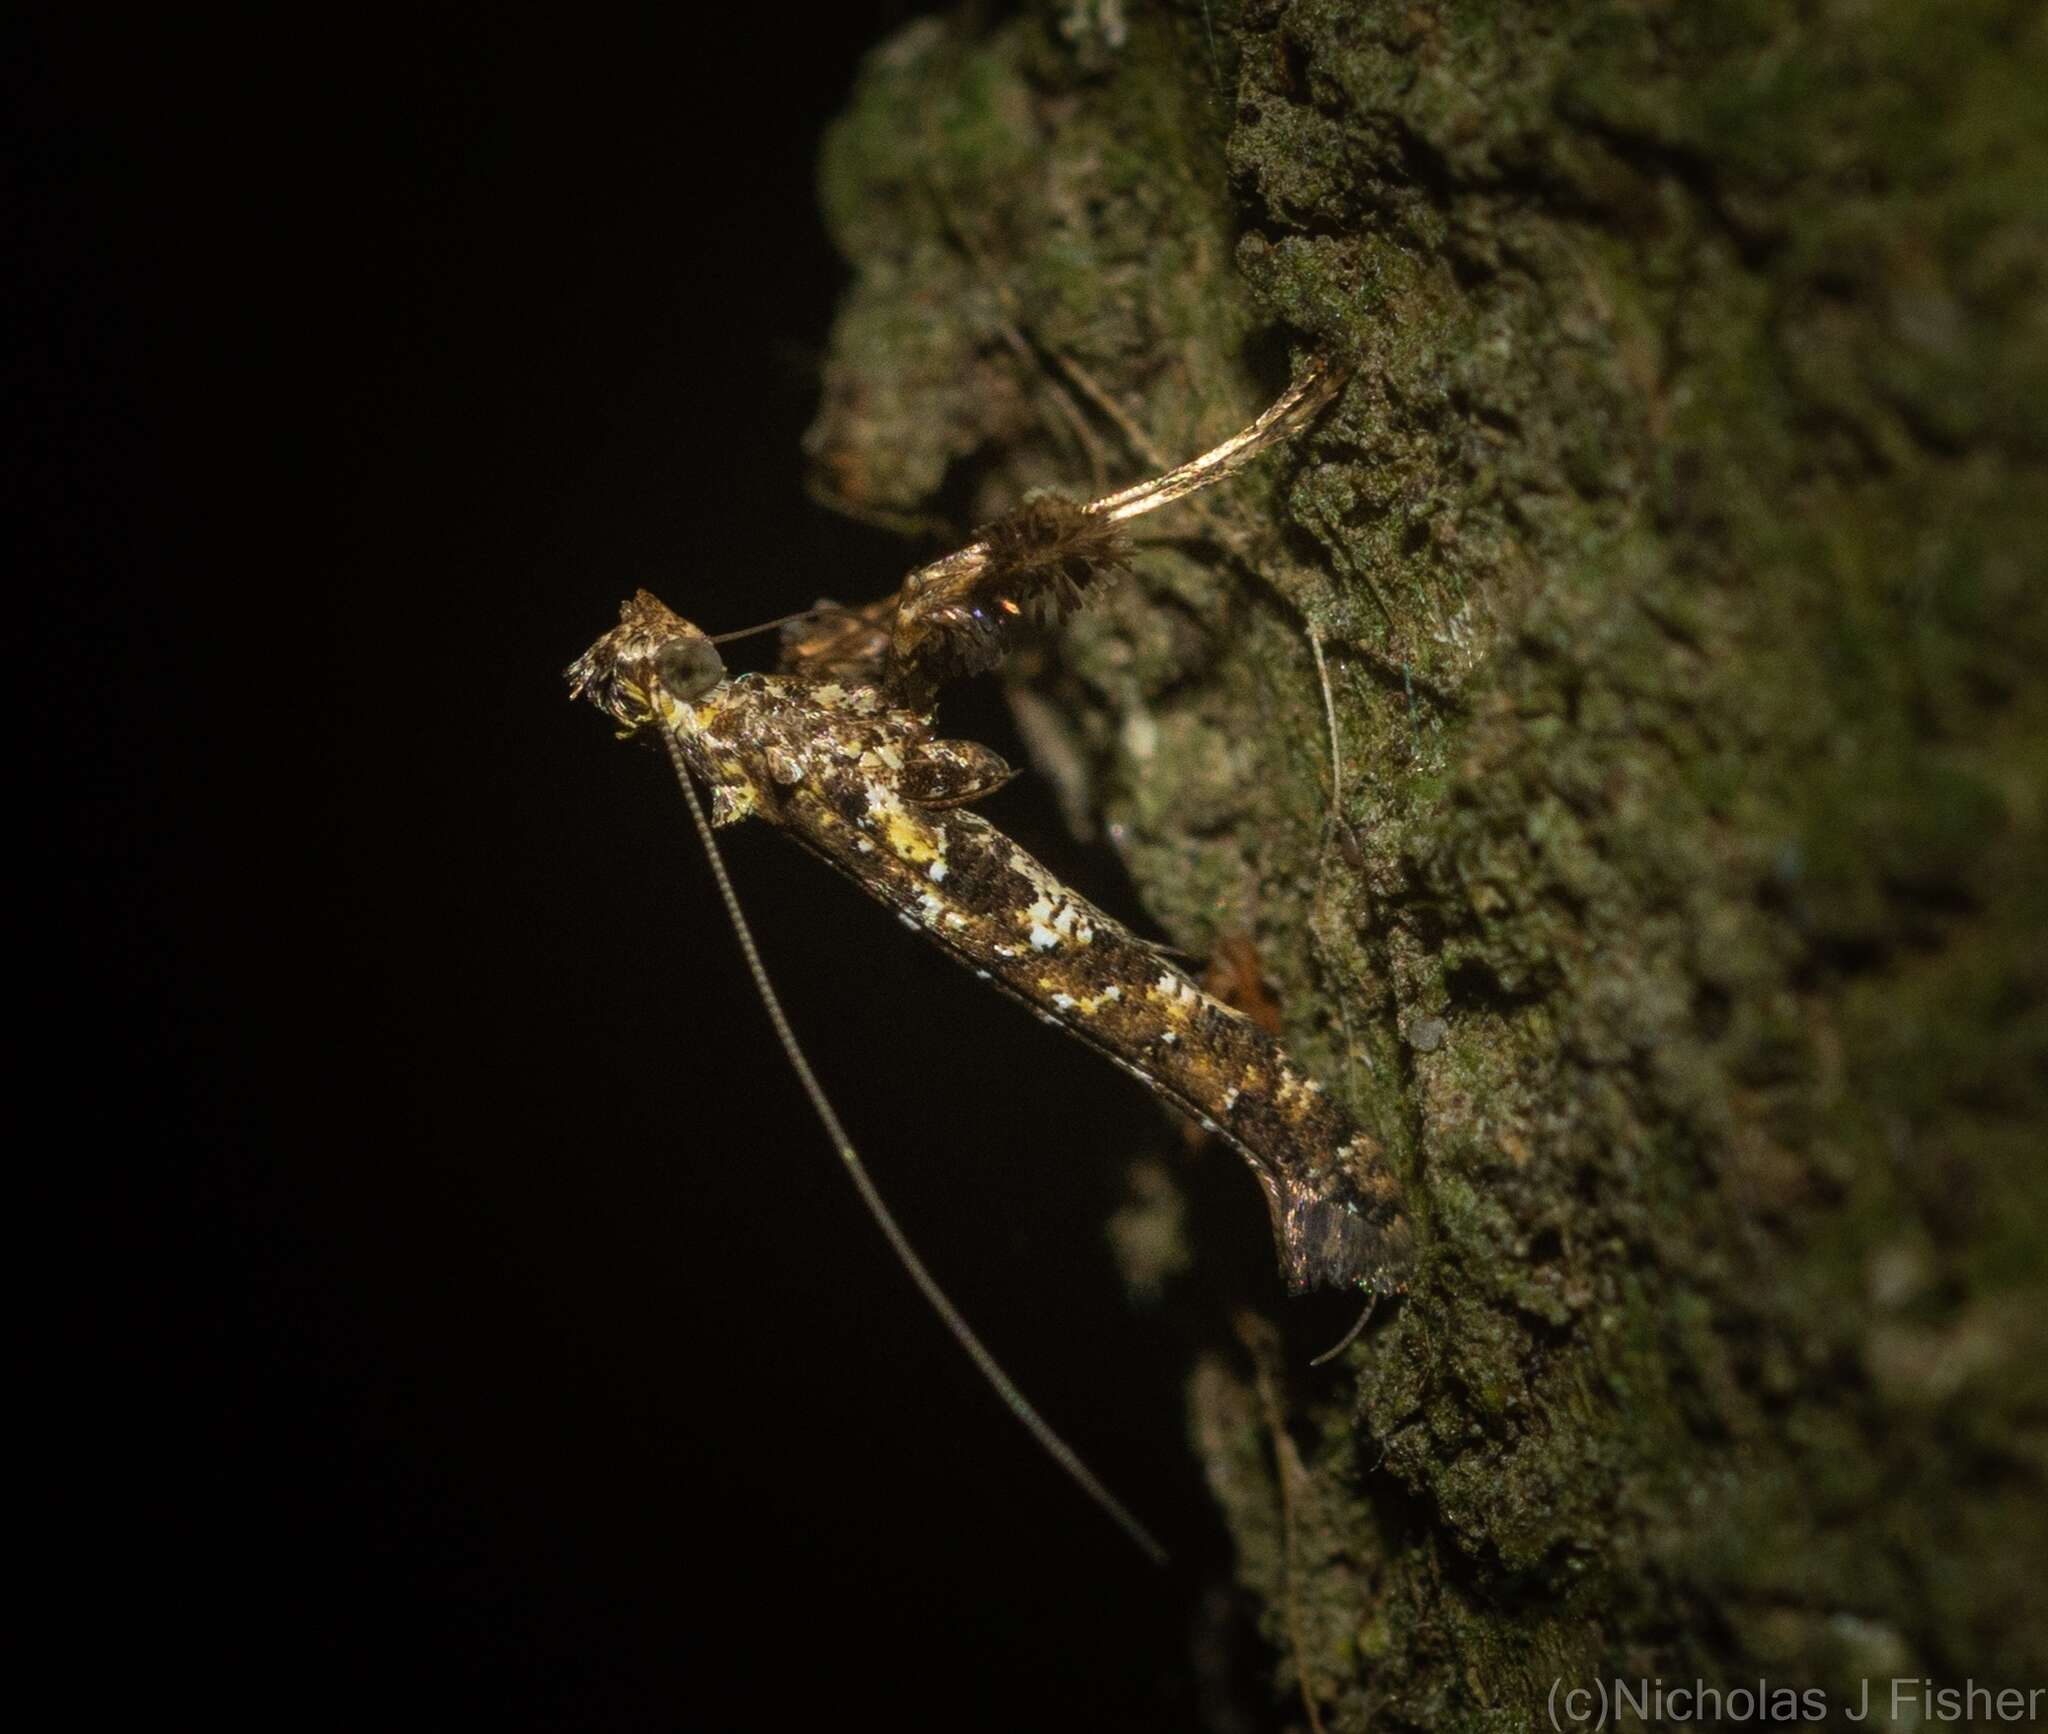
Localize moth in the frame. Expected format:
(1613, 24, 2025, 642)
(569, 353, 1411, 1558)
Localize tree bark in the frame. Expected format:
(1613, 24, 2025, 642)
(807, 2, 2048, 1724)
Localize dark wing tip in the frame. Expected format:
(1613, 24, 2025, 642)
(1273, 1146, 1413, 1296)
(1279, 1197, 1413, 1297)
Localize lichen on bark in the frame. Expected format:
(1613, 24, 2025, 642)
(807, 2, 2048, 1725)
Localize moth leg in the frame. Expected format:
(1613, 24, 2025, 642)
(884, 358, 1345, 698)
(1041, 344, 1175, 475)
(1302, 627, 1373, 1104)
(898, 738, 1017, 810)
(920, 173, 1116, 494)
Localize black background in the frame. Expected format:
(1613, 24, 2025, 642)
(23, 7, 1312, 1728)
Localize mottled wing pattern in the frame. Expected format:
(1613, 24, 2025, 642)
(782, 732, 1411, 1296)
(672, 673, 1410, 1296)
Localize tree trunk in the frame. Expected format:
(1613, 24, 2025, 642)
(806, 2, 2048, 1724)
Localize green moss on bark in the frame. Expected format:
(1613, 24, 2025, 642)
(809, 2, 2048, 1724)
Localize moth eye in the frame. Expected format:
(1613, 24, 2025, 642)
(653, 636, 726, 702)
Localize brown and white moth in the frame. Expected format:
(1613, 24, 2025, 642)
(569, 354, 1410, 1555)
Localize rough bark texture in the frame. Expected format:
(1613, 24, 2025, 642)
(807, 3, 2047, 1725)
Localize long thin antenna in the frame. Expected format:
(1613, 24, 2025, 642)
(707, 607, 835, 646)
(655, 729, 1169, 1567)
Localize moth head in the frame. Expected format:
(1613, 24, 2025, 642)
(566, 589, 728, 734)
